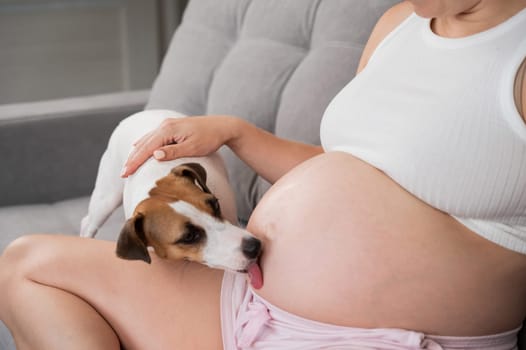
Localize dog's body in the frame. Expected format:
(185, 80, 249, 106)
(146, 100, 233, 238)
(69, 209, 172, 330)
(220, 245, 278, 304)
(80, 109, 237, 236)
(80, 109, 262, 273)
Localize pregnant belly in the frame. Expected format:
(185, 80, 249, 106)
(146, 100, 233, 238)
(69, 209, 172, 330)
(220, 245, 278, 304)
(247, 151, 526, 335)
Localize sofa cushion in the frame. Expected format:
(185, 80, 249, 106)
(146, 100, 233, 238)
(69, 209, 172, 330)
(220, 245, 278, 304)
(0, 91, 148, 207)
(147, 0, 398, 222)
(0, 197, 124, 251)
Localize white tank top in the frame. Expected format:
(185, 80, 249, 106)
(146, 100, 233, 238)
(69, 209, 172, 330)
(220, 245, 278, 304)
(320, 9, 526, 254)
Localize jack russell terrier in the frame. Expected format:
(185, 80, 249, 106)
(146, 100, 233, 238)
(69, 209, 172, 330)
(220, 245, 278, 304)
(80, 109, 263, 287)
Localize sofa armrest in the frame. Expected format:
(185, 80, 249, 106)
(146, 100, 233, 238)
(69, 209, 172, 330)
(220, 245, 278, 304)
(0, 90, 149, 207)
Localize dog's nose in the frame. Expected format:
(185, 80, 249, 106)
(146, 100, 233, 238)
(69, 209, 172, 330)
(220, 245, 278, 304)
(241, 237, 261, 259)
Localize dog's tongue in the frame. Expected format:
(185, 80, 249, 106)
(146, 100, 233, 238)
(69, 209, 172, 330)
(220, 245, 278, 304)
(247, 262, 263, 289)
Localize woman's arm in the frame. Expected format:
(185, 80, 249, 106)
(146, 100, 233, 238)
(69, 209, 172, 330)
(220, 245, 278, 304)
(226, 118, 322, 184)
(122, 115, 322, 184)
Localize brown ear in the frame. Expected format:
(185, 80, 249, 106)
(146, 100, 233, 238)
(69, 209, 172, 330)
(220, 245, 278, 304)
(115, 213, 151, 264)
(172, 163, 211, 194)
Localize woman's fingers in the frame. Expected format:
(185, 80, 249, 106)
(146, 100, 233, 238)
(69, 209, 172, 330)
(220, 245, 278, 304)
(121, 143, 157, 177)
(122, 141, 193, 178)
(152, 145, 180, 163)
(133, 130, 154, 148)
(122, 127, 188, 177)
(157, 140, 194, 161)
(120, 116, 232, 178)
(122, 132, 168, 177)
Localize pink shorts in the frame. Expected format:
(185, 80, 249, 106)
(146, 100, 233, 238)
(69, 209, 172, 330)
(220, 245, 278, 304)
(220, 271, 521, 350)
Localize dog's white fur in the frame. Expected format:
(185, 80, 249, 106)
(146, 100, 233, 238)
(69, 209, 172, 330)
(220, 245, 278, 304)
(168, 201, 254, 271)
(80, 109, 254, 269)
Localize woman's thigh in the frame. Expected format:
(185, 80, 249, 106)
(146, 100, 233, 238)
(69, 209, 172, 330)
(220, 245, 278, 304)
(7, 234, 225, 350)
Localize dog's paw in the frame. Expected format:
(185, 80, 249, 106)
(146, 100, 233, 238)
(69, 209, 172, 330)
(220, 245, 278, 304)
(80, 216, 98, 238)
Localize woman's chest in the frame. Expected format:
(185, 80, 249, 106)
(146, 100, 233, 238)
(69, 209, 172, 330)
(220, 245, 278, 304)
(319, 64, 526, 221)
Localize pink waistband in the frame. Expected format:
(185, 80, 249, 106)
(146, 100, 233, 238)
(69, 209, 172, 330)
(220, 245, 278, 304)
(221, 272, 521, 350)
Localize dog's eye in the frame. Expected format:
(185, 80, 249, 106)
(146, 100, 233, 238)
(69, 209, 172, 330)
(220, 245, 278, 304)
(207, 197, 222, 218)
(176, 223, 205, 245)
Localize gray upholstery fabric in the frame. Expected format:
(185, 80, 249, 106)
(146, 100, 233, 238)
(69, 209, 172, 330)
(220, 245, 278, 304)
(3, 0, 524, 348)
(0, 91, 148, 207)
(148, 0, 395, 222)
(0, 197, 124, 243)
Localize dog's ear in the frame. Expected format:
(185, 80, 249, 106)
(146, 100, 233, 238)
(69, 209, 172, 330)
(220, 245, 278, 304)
(115, 213, 152, 264)
(172, 163, 211, 194)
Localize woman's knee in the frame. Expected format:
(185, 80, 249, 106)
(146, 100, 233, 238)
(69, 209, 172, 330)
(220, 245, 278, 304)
(2, 235, 39, 267)
(0, 234, 64, 280)
(0, 235, 47, 315)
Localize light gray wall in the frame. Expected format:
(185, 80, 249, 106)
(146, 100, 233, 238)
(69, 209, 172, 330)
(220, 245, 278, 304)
(0, 0, 187, 104)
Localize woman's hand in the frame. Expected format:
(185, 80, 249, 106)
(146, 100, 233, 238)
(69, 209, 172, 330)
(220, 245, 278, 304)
(121, 113, 322, 183)
(121, 115, 238, 177)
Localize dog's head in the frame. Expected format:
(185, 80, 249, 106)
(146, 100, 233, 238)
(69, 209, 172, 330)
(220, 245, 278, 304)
(116, 163, 262, 272)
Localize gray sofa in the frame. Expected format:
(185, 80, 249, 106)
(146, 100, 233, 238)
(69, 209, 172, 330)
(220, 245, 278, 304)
(0, 0, 523, 349)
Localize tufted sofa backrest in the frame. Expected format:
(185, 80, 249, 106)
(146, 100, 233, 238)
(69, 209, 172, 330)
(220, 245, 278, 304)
(147, 0, 398, 223)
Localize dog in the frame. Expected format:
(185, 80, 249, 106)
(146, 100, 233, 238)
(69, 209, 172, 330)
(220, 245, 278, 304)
(80, 109, 262, 273)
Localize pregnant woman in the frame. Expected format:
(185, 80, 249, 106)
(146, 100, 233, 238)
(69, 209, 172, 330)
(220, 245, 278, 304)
(1, 0, 526, 349)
